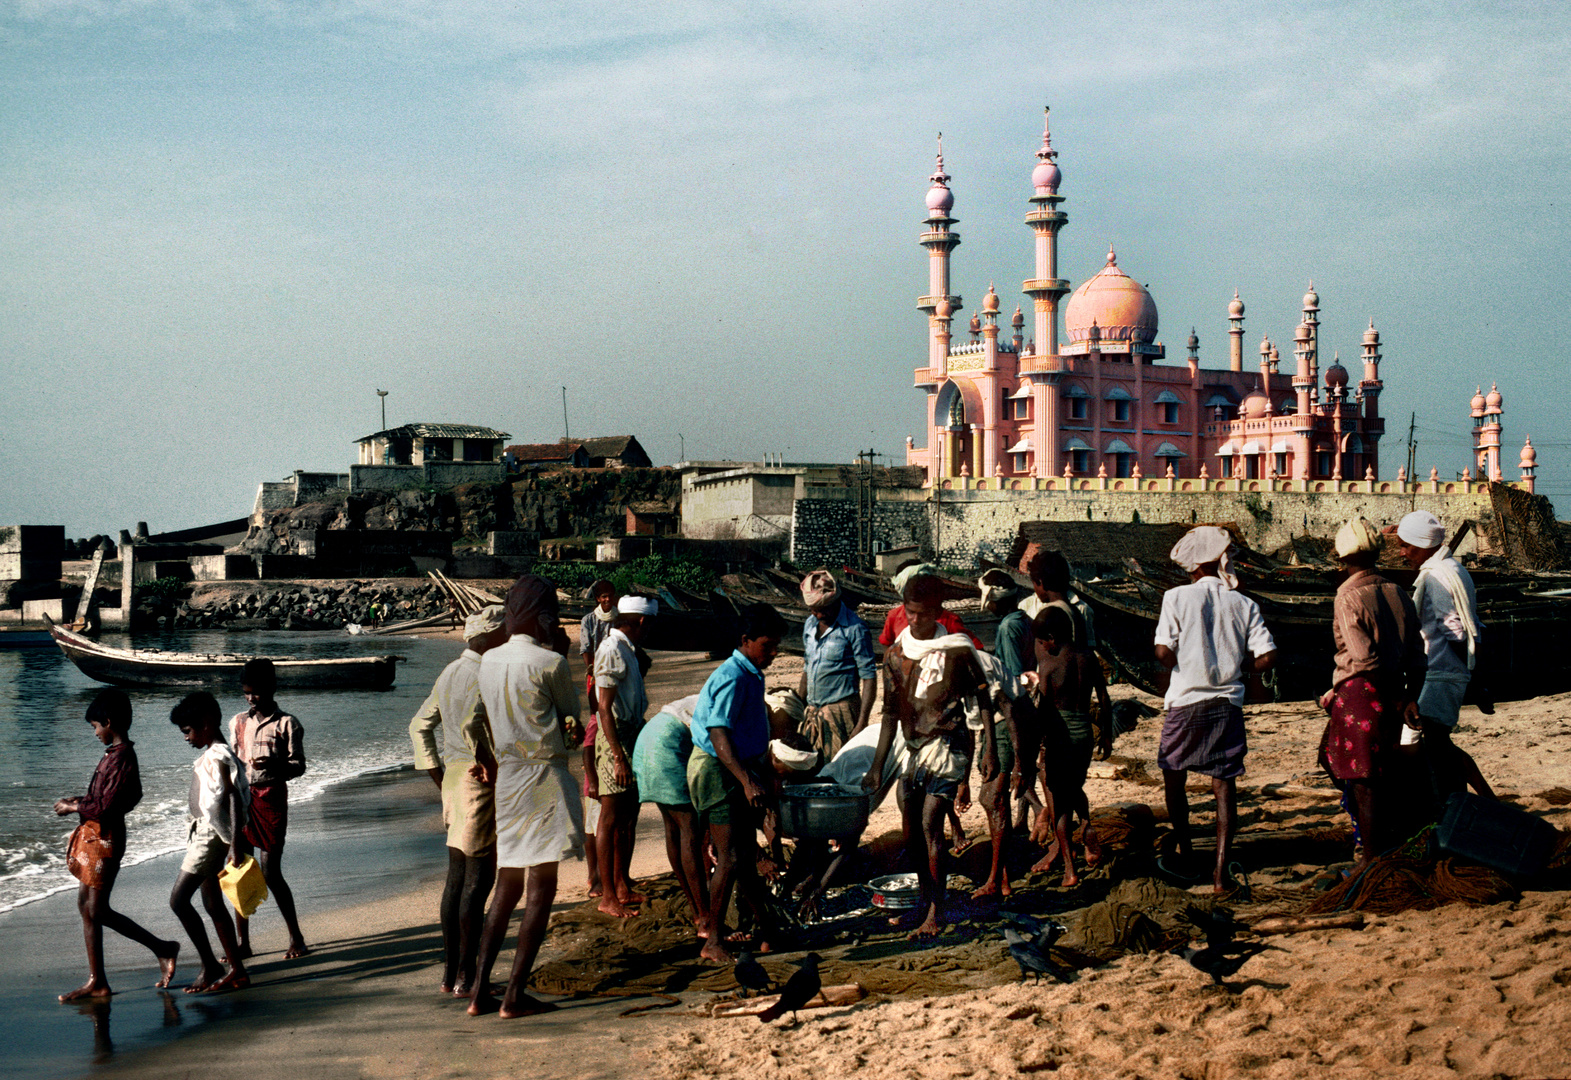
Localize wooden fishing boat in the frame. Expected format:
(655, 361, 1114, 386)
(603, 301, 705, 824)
(47, 620, 401, 689)
(1072, 575, 1571, 704)
(0, 627, 55, 649)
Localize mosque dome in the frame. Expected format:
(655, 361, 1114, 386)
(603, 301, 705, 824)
(925, 181, 954, 214)
(1470, 386, 1486, 414)
(1521, 438, 1537, 469)
(935, 298, 954, 319)
(1303, 283, 1319, 310)
(1324, 359, 1349, 388)
(1241, 389, 1271, 419)
(1485, 382, 1503, 411)
(1064, 247, 1158, 345)
(1228, 290, 1245, 319)
(1011, 305, 1024, 329)
(1363, 320, 1380, 346)
(1186, 327, 1199, 351)
(983, 283, 1000, 313)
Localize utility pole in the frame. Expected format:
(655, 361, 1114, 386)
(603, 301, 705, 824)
(376, 389, 388, 431)
(678, 433, 685, 461)
(1406, 411, 1417, 487)
(561, 387, 570, 442)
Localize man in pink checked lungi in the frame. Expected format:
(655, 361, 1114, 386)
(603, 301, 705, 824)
(1152, 527, 1277, 894)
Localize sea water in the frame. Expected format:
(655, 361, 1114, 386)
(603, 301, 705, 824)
(0, 629, 464, 913)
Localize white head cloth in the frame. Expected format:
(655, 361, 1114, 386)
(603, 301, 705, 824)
(769, 739, 820, 773)
(891, 562, 939, 596)
(1169, 526, 1238, 590)
(1397, 510, 1446, 549)
(617, 595, 658, 616)
(464, 604, 506, 641)
(977, 569, 1020, 607)
(1334, 518, 1383, 560)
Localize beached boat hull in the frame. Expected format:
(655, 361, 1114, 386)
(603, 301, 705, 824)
(1075, 578, 1571, 704)
(48, 623, 400, 689)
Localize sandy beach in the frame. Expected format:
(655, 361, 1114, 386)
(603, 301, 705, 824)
(20, 624, 1571, 1080)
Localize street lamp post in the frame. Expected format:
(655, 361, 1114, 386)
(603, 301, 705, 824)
(376, 390, 389, 463)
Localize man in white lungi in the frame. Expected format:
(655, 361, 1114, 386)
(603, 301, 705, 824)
(467, 575, 583, 1020)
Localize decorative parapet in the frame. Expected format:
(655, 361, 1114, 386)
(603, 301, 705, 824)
(930, 476, 1527, 496)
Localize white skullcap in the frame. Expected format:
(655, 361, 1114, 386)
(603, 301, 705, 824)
(769, 739, 820, 773)
(1334, 518, 1383, 559)
(1397, 510, 1446, 549)
(617, 595, 658, 616)
(1169, 526, 1238, 589)
(464, 605, 506, 641)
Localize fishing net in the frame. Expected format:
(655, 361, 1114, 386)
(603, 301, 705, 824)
(1303, 827, 1518, 916)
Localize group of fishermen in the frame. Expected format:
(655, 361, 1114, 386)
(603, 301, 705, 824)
(406, 508, 1492, 1013)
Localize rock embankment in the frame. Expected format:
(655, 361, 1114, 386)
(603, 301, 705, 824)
(172, 579, 453, 631)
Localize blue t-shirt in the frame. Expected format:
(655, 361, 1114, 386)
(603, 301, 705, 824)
(993, 609, 1034, 698)
(801, 602, 878, 706)
(691, 650, 768, 761)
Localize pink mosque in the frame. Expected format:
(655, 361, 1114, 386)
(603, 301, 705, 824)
(905, 110, 1539, 497)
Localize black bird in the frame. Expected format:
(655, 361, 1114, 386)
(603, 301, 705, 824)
(1002, 927, 1066, 984)
(1182, 940, 1272, 986)
(758, 953, 823, 1024)
(734, 950, 772, 997)
(1177, 904, 1248, 951)
(998, 912, 1068, 948)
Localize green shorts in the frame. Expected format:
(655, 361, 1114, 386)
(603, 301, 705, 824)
(686, 747, 751, 826)
(992, 717, 1015, 779)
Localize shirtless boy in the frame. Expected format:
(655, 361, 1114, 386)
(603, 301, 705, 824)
(1028, 606, 1112, 887)
(865, 574, 995, 939)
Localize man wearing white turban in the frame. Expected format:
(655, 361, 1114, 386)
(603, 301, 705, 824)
(1318, 520, 1426, 874)
(408, 604, 509, 995)
(1393, 511, 1496, 806)
(1153, 526, 1276, 892)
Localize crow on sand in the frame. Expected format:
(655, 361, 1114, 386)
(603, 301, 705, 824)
(758, 953, 822, 1024)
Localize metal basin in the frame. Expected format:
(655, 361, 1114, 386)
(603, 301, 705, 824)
(868, 873, 921, 911)
(778, 782, 871, 840)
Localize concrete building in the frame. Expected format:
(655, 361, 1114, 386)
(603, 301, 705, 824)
(904, 110, 1536, 493)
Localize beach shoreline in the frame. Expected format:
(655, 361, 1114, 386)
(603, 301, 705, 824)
(8, 635, 1570, 1080)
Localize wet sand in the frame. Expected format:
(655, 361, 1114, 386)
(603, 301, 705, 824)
(28, 630, 1571, 1080)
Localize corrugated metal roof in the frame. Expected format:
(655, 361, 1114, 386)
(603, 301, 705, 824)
(356, 423, 510, 442)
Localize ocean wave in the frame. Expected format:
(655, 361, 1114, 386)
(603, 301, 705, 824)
(0, 750, 410, 914)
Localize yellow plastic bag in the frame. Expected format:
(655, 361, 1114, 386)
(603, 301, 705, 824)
(218, 855, 269, 918)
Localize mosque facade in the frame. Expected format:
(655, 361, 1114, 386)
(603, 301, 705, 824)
(905, 110, 1537, 496)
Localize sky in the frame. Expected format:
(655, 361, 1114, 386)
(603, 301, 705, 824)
(1, 1, 1568, 536)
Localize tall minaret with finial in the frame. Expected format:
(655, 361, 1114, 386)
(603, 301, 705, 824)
(1302, 282, 1321, 403)
(1022, 107, 1069, 359)
(1022, 107, 1070, 477)
(918, 134, 962, 373)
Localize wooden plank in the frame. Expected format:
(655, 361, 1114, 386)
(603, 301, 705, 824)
(74, 547, 106, 626)
(1252, 913, 1366, 936)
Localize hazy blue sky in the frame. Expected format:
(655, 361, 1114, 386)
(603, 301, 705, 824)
(2, 1, 1567, 535)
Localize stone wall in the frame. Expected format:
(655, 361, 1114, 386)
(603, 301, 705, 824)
(789, 485, 1539, 570)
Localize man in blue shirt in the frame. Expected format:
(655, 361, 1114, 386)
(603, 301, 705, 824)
(688, 603, 787, 964)
(797, 570, 878, 761)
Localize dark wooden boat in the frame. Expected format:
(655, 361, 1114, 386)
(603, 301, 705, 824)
(0, 627, 55, 649)
(48, 621, 401, 689)
(1073, 575, 1571, 704)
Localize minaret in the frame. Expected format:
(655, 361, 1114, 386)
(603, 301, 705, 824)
(1292, 323, 1313, 418)
(918, 136, 962, 360)
(1228, 290, 1245, 372)
(1481, 383, 1504, 481)
(1023, 108, 1069, 479)
(1022, 107, 1070, 359)
(1519, 437, 1538, 494)
(1359, 319, 1383, 421)
(1302, 282, 1320, 402)
(1258, 334, 1272, 389)
(1186, 328, 1200, 379)
(1011, 305, 1025, 353)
